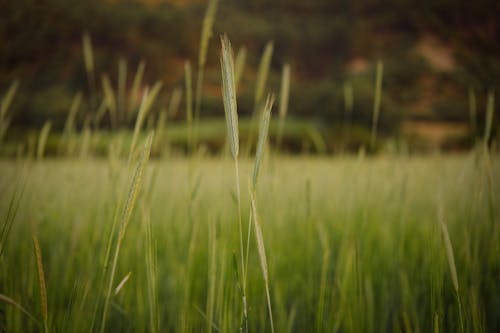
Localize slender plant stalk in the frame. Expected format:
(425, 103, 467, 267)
(206, 217, 217, 333)
(167, 87, 182, 118)
(254, 42, 274, 109)
(37, 121, 52, 160)
(220, 34, 248, 332)
(33, 236, 49, 333)
(101, 74, 117, 129)
(370, 60, 383, 149)
(63, 92, 82, 136)
(100, 132, 154, 333)
(0, 178, 25, 257)
(484, 89, 494, 148)
(0, 79, 20, 143)
(82, 32, 96, 109)
(117, 58, 127, 122)
(129, 81, 163, 162)
(246, 42, 273, 155)
(249, 188, 275, 333)
(234, 46, 247, 92)
(245, 94, 274, 289)
(195, 0, 219, 122)
(185, 61, 194, 154)
(277, 64, 290, 149)
(143, 203, 159, 333)
(438, 206, 463, 333)
(129, 61, 146, 116)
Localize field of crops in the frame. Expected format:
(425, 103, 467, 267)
(1, 1, 499, 331)
(1, 146, 499, 332)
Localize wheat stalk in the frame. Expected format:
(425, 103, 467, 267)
(100, 132, 154, 333)
(82, 32, 95, 78)
(220, 35, 239, 159)
(254, 42, 274, 108)
(37, 121, 52, 160)
(235, 46, 247, 92)
(33, 236, 49, 333)
(129, 82, 163, 162)
(185, 61, 194, 153)
(277, 64, 290, 149)
(370, 60, 384, 149)
(249, 187, 275, 333)
(220, 33, 248, 332)
(437, 204, 463, 333)
(101, 74, 117, 129)
(195, 0, 219, 122)
(129, 61, 146, 114)
(253, 94, 274, 188)
(117, 58, 127, 121)
(244, 93, 273, 295)
(484, 89, 495, 147)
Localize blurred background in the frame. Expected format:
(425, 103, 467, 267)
(1, 0, 499, 156)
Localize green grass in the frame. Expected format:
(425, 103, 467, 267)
(0, 152, 499, 332)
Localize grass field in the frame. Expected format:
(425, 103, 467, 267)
(1, 150, 499, 332)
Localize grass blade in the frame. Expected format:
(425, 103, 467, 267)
(33, 236, 49, 333)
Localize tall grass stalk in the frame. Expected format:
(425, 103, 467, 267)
(0, 180, 25, 257)
(37, 121, 52, 160)
(277, 64, 290, 149)
(79, 121, 91, 159)
(167, 87, 183, 118)
(63, 92, 82, 137)
(206, 217, 217, 333)
(484, 89, 494, 147)
(101, 74, 117, 129)
(249, 188, 275, 333)
(254, 42, 274, 109)
(185, 61, 194, 153)
(438, 206, 463, 333)
(32, 236, 49, 333)
(129, 61, 146, 116)
(61, 92, 82, 155)
(195, 0, 218, 123)
(117, 58, 127, 122)
(253, 94, 274, 188)
(343, 81, 354, 141)
(234, 46, 247, 92)
(245, 42, 273, 155)
(370, 60, 383, 149)
(82, 32, 96, 108)
(129, 81, 162, 162)
(220, 34, 247, 332)
(143, 204, 159, 333)
(245, 94, 274, 283)
(100, 132, 154, 333)
(0, 80, 20, 143)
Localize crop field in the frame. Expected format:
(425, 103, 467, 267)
(1, 1, 499, 332)
(0, 149, 499, 332)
